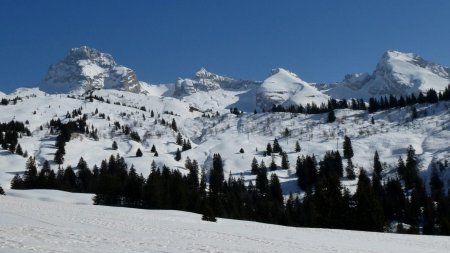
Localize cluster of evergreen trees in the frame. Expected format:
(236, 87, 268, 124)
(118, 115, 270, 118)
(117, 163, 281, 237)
(10, 145, 450, 234)
(270, 98, 365, 114)
(0, 120, 31, 155)
(292, 146, 450, 234)
(11, 157, 95, 192)
(270, 85, 450, 116)
(50, 116, 89, 164)
(0, 96, 22, 106)
(367, 87, 450, 113)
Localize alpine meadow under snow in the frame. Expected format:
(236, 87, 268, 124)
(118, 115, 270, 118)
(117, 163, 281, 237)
(1, 46, 450, 252)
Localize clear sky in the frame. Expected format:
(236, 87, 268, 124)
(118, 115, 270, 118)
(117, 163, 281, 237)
(1, 0, 450, 92)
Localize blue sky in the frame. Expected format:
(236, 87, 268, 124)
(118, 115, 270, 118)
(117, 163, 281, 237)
(1, 0, 450, 92)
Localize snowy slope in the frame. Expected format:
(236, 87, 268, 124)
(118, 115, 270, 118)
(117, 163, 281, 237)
(139, 81, 174, 97)
(326, 50, 450, 99)
(1, 87, 450, 197)
(1, 195, 449, 253)
(257, 68, 330, 110)
(173, 68, 262, 112)
(40, 46, 143, 94)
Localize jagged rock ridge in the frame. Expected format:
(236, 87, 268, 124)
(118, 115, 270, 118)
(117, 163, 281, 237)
(40, 46, 142, 93)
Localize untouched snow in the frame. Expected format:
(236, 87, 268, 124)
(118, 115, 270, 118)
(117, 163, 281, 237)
(1, 88, 450, 195)
(1, 195, 449, 253)
(257, 68, 330, 110)
(327, 50, 450, 99)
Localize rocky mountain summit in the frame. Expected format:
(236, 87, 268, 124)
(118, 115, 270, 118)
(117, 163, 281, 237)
(326, 51, 450, 99)
(40, 46, 142, 93)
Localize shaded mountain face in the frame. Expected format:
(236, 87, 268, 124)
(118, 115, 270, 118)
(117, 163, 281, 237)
(173, 68, 260, 97)
(40, 46, 142, 94)
(326, 51, 450, 99)
(256, 68, 329, 110)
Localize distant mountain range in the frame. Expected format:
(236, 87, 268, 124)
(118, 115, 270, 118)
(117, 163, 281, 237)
(35, 46, 450, 111)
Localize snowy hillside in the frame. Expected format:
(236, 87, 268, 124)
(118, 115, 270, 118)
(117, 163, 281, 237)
(1, 47, 450, 247)
(0, 87, 449, 195)
(326, 50, 450, 99)
(1, 195, 449, 253)
(257, 68, 330, 110)
(40, 46, 142, 94)
(173, 68, 262, 111)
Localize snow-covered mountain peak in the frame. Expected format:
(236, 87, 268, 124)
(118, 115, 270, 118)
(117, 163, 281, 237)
(65, 46, 117, 68)
(40, 46, 142, 94)
(257, 68, 329, 110)
(194, 67, 213, 78)
(268, 68, 299, 79)
(174, 68, 260, 98)
(326, 50, 450, 99)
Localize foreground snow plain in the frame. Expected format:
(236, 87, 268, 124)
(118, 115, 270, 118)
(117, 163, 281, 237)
(1, 193, 449, 253)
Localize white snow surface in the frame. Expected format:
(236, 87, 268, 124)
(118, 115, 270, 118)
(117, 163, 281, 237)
(327, 50, 450, 99)
(1, 87, 450, 196)
(1, 195, 449, 253)
(1, 79, 450, 252)
(257, 68, 330, 110)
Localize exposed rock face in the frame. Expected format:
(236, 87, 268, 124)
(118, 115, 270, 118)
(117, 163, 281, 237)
(327, 51, 450, 99)
(40, 46, 142, 93)
(173, 68, 259, 97)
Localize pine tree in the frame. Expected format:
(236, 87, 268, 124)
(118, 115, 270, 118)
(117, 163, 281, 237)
(314, 165, 345, 228)
(76, 157, 92, 192)
(23, 156, 38, 188)
(174, 148, 181, 161)
(295, 141, 301, 152)
(176, 133, 183, 145)
(354, 169, 385, 232)
(256, 164, 268, 194)
(281, 152, 289, 170)
(201, 204, 217, 222)
(273, 138, 282, 153)
(266, 143, 272, 155)
(209, 154, 224, 195)
(429, 165, 443, 200)
(269, 173, 283, 204)
(251, 157, 259, 175)
(327, 110, 336, 123)
(239, 148, 244, 153)
(270, 157, 277, 171)
(15, 144, 23, 155)
(54, 145, 65, 165)
(345, 159, 355, 180)
(112, 141, 118, 150)
(37, 160, 51, 188)
(62, 166, 77, 192)
(10, 174, 23, 189)
(403, 145, 421, 190)
(0, 185, 4, 195)
(186, 158, 199, 190)
(151, 144, 156, 153)
(171, 119, 178, 132)
(297, 155, 317, 193)
(343, 136, 354, 159)
(136, 148, 143, 157)
(123, 165, 143, 207)
(372, 151, 383, 198)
